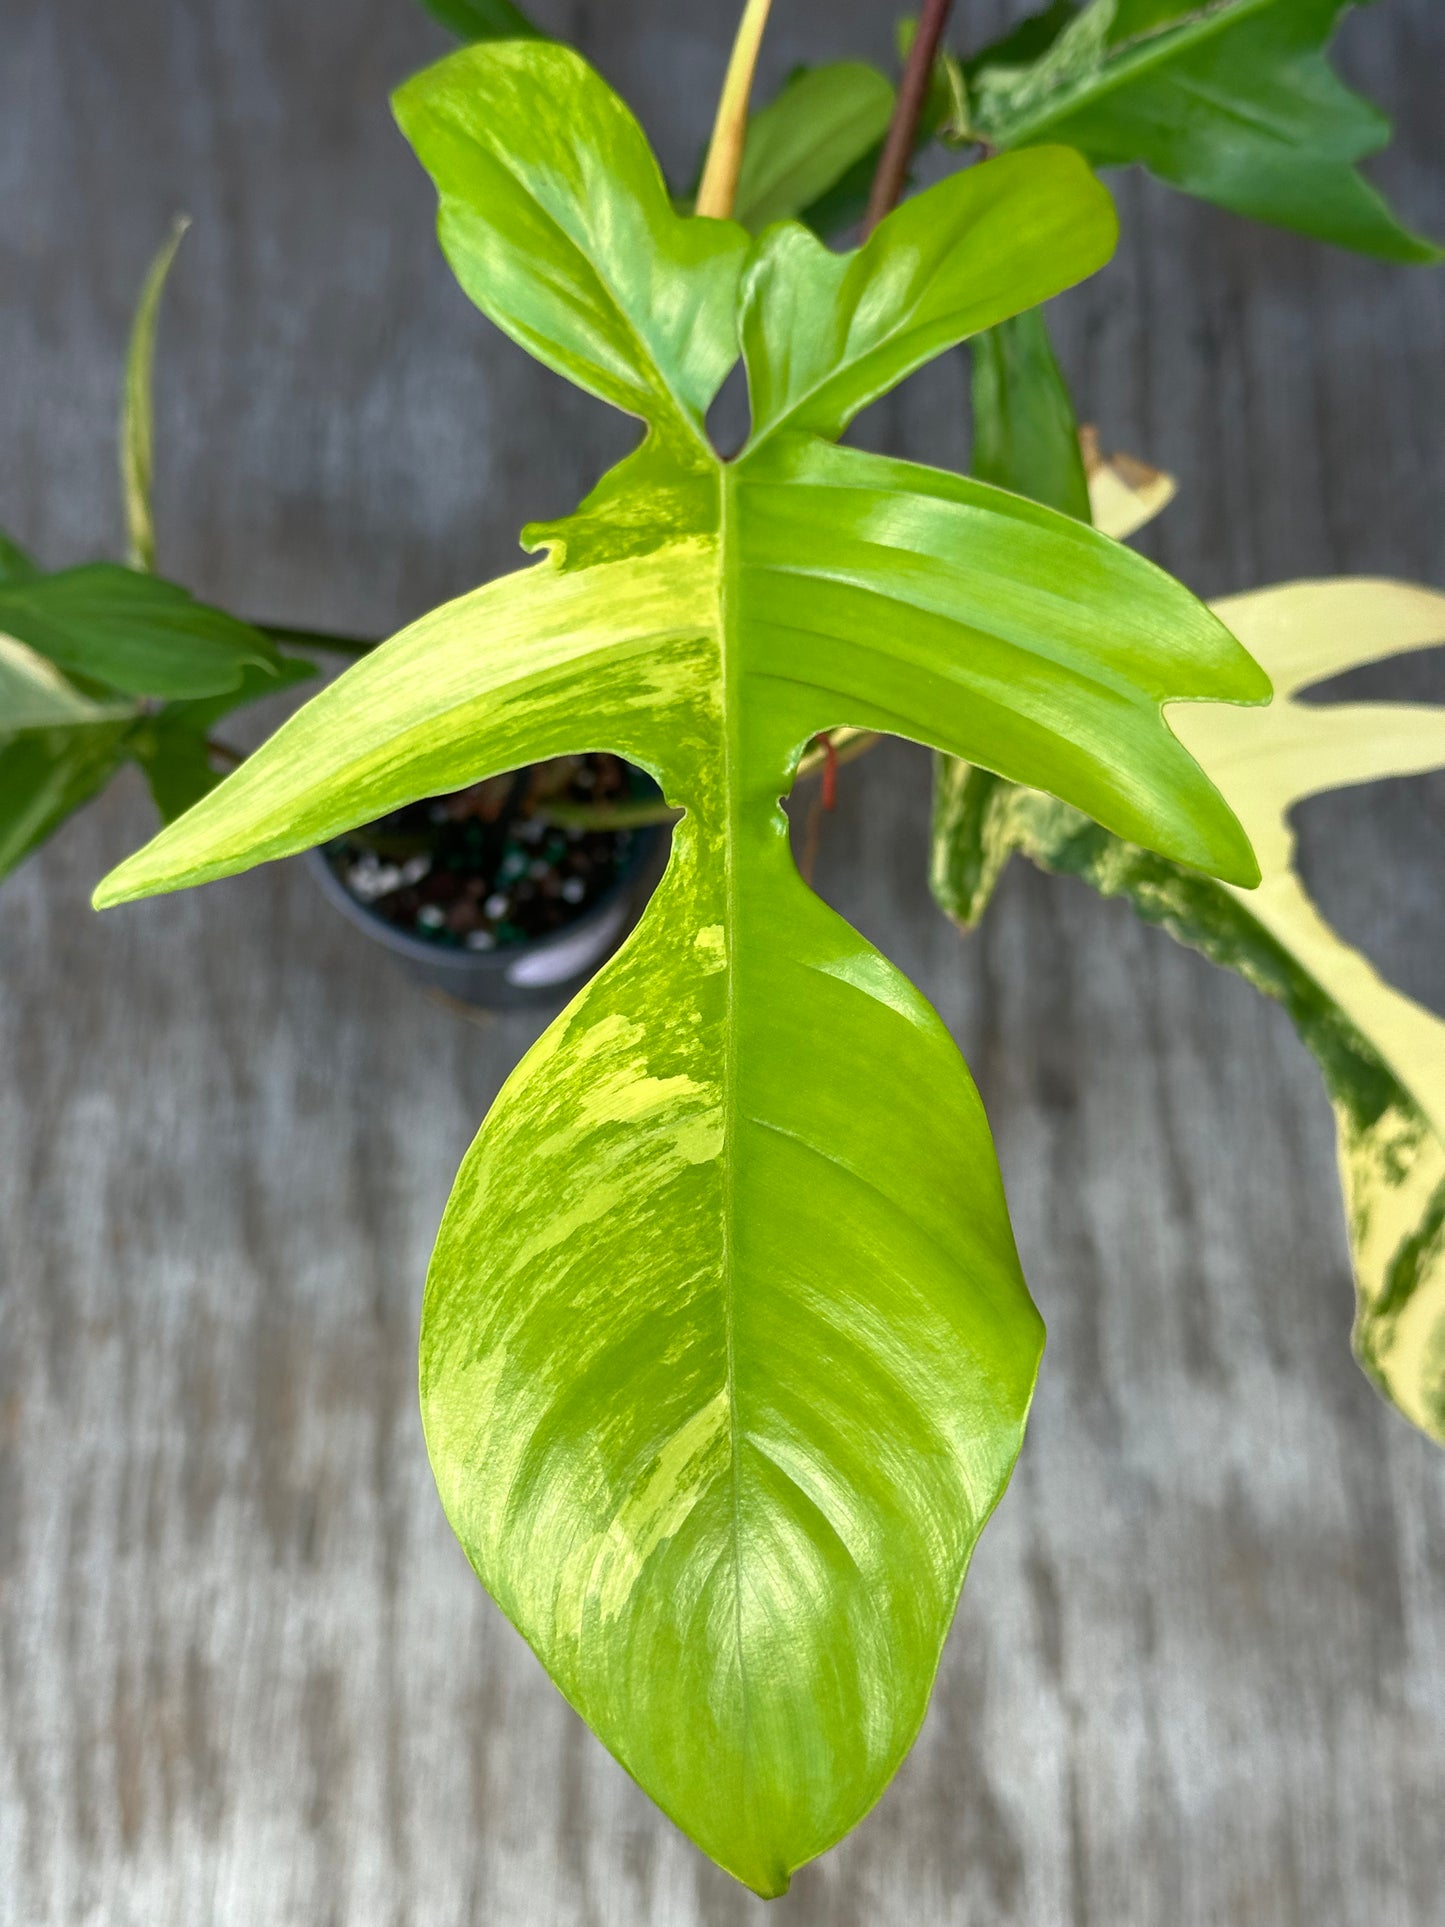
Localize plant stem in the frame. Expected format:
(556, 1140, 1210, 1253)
(695, 0, 775, 220)
(863, 0, 954, 235)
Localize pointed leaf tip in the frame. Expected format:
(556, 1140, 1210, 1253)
(393, 40, 748, 440)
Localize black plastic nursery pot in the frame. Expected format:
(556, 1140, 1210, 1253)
(307, 753, 669, 1009)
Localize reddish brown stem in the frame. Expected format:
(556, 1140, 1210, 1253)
(863, 0, 954, 236)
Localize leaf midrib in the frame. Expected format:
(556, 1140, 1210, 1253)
(716, 460, 750, 1813)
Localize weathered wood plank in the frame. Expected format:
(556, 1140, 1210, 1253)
(1, 1, 1442, 1921)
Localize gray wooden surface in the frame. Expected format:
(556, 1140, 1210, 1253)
(3, 1, 1444, 1921)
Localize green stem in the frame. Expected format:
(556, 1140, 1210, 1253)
(695, 0, 775, 220)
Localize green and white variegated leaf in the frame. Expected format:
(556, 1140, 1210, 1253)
(94, 39, 1269, 1893)
(933, 579, 1445, 1444)
(968, 0, 1441, 263)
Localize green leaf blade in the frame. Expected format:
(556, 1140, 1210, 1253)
(130, 654, 319, 824)
(933, 578, 1445, 1445)
(742, 145, 1119, 447)
(0, 528, 39, 585)
(0, 633, 135, 730)
(970, 306, 1092, 521)
(94, 68, 1282, 1876)
(92, 540, 717, 906)
(393, 43, 749, 441)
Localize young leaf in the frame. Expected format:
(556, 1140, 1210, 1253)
(970, 305, 1092, 521)
(121, 216, 190, 574)
(0, 565, 283, 700)
(418, 0, 545, 40)
(732, 63, 896, 234)
(933, 579, 1445, 1444)
(96, 41, 1268, 1891)
(969, 0, 1441, 263)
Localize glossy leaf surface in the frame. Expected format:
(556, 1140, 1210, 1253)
(933, 579, 1445, 1444)
(969, 0, 1440, 262)
(0, 567, 311, 879)
(97, 40, 1268, 1892)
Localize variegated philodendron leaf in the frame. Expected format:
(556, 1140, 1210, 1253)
(934, 579, 1445, 1445)
(93, 41, 1269, 1894)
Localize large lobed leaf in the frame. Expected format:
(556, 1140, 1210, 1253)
(968, 0, 1440, 262)
(95, 40, 1269, 1893)
(934, 580, 1445, 1444)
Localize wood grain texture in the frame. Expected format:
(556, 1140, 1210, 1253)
(1, 1, 1443, 1920)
